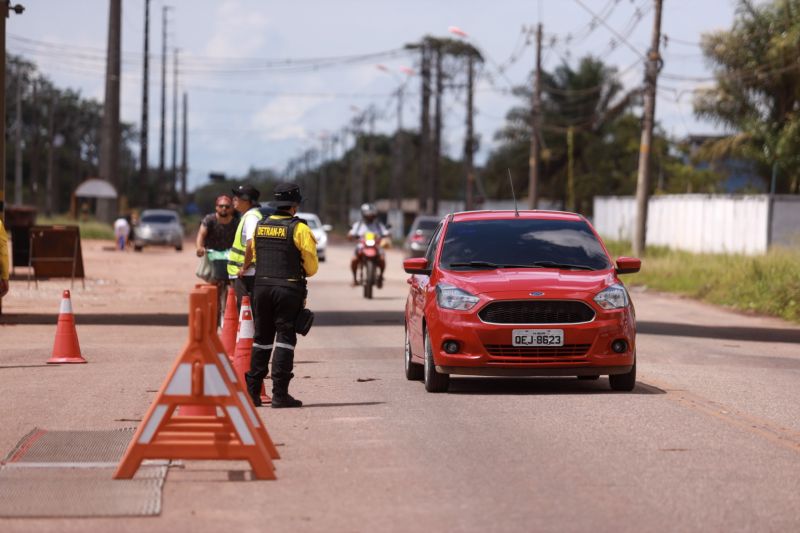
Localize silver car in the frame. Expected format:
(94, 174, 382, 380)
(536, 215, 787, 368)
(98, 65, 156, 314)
(404, 215, 441, 258)
(133, 209, 184, 252)
(296, 212, 332, 262)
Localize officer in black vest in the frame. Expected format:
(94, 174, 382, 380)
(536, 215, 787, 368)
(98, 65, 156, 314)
(242, 183, 318, 408)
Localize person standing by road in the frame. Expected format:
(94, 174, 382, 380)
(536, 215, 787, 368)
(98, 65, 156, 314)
(227, 185, 262, 308)
(242, 182, 318, 408)
(0, 218, 9, 298)
(113, 216, 130, 251)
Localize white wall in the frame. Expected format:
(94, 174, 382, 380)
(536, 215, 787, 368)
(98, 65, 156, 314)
(593, 194, 771, 255)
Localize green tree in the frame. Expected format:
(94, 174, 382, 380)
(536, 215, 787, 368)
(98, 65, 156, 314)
(487, 55, 719, 213)
(694, 0, 800, 193)
(5, 55, 139, 215)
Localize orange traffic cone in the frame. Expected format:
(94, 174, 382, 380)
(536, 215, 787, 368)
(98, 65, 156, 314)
(47, 290, 86, 364)
(219, 286, 237, 360)
(233, 296, 270, 404)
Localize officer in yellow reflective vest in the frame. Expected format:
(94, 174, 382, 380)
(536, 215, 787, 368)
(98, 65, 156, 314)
(227, 184, 263, 308)
(242, 182, 318, 408)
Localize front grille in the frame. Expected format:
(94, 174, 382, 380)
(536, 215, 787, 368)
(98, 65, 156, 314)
(484, 344, 592, 357)
(479, 300, 595, 324)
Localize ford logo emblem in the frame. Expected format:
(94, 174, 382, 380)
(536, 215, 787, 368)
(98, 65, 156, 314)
(529, 291, 544, 297)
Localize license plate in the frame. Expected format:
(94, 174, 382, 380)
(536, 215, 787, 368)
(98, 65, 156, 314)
(512, 329, 564, 347)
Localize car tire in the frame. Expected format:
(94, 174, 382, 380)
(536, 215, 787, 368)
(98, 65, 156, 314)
(609, 356, 636, 392)
(134, 245, 143, 252)
(404, 324, 423, 381)
(423, 328, 449, 393)
(578, 375, 600, 380)
(319, 253, 326, 262)
(175, 245, 183, 252)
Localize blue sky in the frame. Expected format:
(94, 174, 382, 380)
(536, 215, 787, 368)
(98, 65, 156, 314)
(11, 0, 739, 191)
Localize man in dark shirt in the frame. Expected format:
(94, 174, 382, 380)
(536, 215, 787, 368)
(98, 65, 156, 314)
(196, 194, 240, 257)
(196, 195, 241, 282)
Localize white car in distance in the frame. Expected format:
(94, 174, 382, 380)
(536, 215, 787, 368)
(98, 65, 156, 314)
(296, 212, 332, 262)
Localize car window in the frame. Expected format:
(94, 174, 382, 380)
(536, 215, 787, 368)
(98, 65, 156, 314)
(440, 219, 611, 271)
(141, 214, 177, 224)
(424, 221, 444, 265)
(415, 219, 438, 231)
(304, 218, 319, 229)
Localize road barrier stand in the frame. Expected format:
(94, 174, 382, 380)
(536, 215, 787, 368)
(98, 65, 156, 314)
(47, 290, 87, 364)
(114, 288, 279, 481)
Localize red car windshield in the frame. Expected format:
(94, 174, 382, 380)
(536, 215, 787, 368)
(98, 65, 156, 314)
(440, 219, 611, 271)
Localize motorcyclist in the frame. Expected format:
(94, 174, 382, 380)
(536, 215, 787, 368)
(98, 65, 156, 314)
(348, 203, 390, 288)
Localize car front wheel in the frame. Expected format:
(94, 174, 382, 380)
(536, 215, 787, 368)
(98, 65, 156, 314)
(609, 356, 636, 392)
(423, 328, 449, 393)
(404, 325, 423, 380)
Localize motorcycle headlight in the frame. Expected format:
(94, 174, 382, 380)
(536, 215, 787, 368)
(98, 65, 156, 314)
(594, 283, 630, 310)
(365, 239, 376, 247)
(436, 283, 479, 311)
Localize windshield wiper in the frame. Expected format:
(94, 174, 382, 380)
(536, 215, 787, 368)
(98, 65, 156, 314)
(529, 261, 594, 271)
(448, 261, 502, 269)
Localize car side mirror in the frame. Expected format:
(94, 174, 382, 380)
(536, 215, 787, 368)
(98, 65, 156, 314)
(322, 224, 333, 232)
(403, 257, 431, 275)
(616, 256, 641, 275)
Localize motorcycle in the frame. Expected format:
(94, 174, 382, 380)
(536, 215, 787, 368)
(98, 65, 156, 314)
(355, 232, 382, 299)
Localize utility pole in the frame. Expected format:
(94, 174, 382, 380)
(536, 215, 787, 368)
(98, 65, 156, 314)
(566, 126, 575, 212)
(158, 5, 169, 206)
(139, 0, 150, 208)
(14, 64, 22, 206)
(319, 134, 329, 222)
(180, 91, 187, 206)
(391, 86, 404, 213)
(98, 0, 121, 222)
(431, 44, 443, 215)
(367, 108, 376, 203)
(464, 54, 476, 211)
(46, 92, 55, 217)
(419, 43, 431, 215)
(528, 23, 543, 209)
(0, 2, 24, 226)
(632, 0, 664, 257)
(171, 48, 178, 202)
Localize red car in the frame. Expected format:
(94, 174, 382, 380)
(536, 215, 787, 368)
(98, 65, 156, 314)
(402, 210, 641, 393)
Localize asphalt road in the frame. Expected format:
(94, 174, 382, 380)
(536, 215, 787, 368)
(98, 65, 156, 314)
(1, 240, 799, 532)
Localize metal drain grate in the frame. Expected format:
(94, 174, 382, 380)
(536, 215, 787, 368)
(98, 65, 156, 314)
(4, 428, 137, 465)
(0, 428, 167, 517)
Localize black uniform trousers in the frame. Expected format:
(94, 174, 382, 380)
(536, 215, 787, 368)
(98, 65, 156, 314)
(245, 282, 303, 402)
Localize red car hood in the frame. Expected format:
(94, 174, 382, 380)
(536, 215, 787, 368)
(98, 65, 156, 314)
(439, 268, 617, 297)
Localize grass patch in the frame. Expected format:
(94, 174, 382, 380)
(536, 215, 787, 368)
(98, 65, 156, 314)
(604, 240, 800, 323)
(36, 215, 115, 240)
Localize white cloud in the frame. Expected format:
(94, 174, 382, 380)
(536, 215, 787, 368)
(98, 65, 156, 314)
(204, 0, 268, 58)
(251, 96, 331, 141)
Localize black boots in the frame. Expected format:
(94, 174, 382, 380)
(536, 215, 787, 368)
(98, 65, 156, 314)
(271, 393, 302, 408)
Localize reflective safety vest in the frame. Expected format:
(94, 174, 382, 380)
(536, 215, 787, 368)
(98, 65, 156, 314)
(227, 208, 263, 277)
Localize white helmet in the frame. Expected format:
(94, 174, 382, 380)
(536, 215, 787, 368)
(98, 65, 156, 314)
(360, 203, 377, 219)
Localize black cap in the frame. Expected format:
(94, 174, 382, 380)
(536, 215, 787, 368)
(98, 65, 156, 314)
(272, 182, 303, 208)
(232, 184, 260, 202)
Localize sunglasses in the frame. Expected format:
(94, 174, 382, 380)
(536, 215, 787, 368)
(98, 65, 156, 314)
(216, 204, 232, 208)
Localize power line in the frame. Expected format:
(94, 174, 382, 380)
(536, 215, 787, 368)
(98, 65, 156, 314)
(571, 0, 647, 60)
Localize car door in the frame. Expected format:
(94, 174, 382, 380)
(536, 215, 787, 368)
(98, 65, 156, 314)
(409, 221, 443, 356)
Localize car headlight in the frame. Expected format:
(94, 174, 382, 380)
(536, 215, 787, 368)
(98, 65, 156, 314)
(436, 282, 479, 311)
(594, 283, 630, 310)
